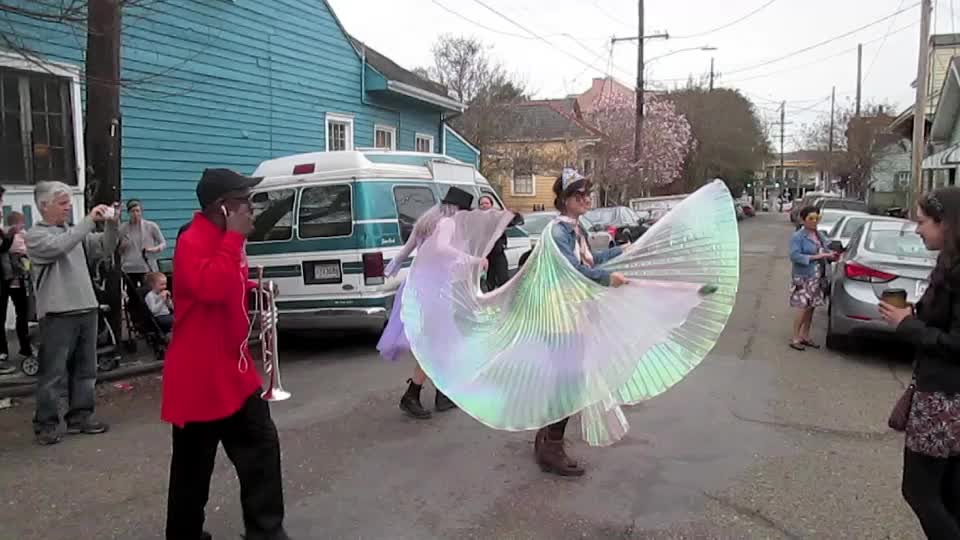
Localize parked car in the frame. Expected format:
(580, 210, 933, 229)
(742, 203, 756, 217)
(584, 206, 648, 245)
(734, 201, 745, 221)
(816, 208, 868, 235)
(827, 214, 907, 251)
(816, 198, 867, 214)
(826, 220, 936, 350)
(520, 211, 612, 252)
(791, 191, 840, 224)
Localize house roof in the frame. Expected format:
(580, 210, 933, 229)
(489, 99, 603, 142)
(930, 56, 960, 142)
(348, 36, 451, 99)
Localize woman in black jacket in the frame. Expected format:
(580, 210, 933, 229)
(478, 195, 522, 291)
(880, 187, 960, 539)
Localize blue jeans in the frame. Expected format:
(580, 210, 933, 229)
(33, 311, 99, 433)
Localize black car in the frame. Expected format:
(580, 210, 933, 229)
(584, 206, 648, 245)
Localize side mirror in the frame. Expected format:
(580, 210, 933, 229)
(591, 224, 604, 233)
(829, 240, 844, 252)
(251, 192, 269, 204)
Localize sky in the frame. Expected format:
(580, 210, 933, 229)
(328, 0, 958, 151)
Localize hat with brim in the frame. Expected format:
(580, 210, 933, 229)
(441, 186, 474, 211)
(559, 168, 592, 198)
(196, 168, 263, 209)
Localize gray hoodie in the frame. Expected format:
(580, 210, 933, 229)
(25, 217, 119, 319)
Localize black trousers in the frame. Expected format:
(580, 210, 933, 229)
(0, 279, 32, 357)
(166, 392, 288, 540)
(903, 448, 960, 539)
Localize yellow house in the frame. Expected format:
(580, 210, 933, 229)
(486, 99, 602, 213)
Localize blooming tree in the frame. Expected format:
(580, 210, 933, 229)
(588, 92, 694, 202)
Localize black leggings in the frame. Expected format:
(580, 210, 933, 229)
(903, 448, 960, 539)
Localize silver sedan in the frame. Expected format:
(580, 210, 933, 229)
(826, 220, 936, 350)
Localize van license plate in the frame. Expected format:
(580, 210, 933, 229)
(315, 264, 341, 281)
(917, 280, 928, 298)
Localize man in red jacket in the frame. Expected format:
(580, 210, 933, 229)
(162, 168, 290, 540)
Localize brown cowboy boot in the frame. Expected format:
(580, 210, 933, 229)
(535, 432, 585, 477)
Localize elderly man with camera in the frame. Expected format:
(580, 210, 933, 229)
(26, 181, 120, 446)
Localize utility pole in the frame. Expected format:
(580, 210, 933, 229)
(780, 101, 786, 194)
(912, 0, 933, 217)
(86, 0, 123, 341)
(855, 44, 862, 117)
(828, 86, 836, 193)
(635, 0, 645, 167)
(709, 57, 715, 91)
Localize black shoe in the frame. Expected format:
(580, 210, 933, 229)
(200, 532, 212, 540)
(435, 390, 457, 412)
(67, 419, 109, 435)
(399, 379, 432, 419)
(35, 428, 62, 446)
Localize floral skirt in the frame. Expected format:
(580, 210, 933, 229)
(906, 391, 960, 458)
(789, 274, 825, 309)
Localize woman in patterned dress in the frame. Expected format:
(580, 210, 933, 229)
(788, 206, 837, 351)
(880, 188, 960, 539)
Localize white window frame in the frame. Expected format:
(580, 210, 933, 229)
(511, 174, 535, 197)
(374, 124, 397, 151)
(415, 133, 435, 153)
(325, 112, 354, 152)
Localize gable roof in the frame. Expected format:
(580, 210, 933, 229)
(930, 56, 960, 142)
(347, 36, 449, 98)
(489, 99, 603, 142)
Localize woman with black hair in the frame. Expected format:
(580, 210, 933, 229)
(788, 205, 837, 350)
(880, 188, 960, 539)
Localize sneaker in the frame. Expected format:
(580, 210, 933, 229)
(66, 419, 109, 435)
(35, 429, 62, 446)
(0, 361, 16, 375)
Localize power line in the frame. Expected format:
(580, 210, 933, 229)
(671, 0, 779, 39)
(429, 0, 531, 39)
(865, 0, 908, 82)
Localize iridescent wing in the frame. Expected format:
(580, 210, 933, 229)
(401, 180, 739, 446)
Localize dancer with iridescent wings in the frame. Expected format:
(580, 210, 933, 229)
(378, 186, 517, 419)
(399, 168, 740, 477)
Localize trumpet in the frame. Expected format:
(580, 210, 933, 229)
(255, 266, 291, 402)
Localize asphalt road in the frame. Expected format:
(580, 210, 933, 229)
(0, 212, 922, 540)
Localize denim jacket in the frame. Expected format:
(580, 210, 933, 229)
(789, 228, 829, 278)
(551, 220, 622, 285)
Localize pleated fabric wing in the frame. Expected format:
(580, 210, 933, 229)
(401, 180, 740, 446)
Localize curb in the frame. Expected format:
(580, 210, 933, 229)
(0, 360, 164, 399)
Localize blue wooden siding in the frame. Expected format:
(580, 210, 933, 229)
(2, 0, 478, 252)
(444, 126, 480, 168)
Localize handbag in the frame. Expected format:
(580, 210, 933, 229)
(889, 365, 917, 432)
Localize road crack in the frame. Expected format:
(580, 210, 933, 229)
(728, 409, 898, 441)
(702, 492, 804, 540)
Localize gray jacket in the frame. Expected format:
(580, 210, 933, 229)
(26, 217, 119, 319)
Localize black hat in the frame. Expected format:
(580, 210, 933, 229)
(196, 168, 263, 209)
(441, 186, 474, 211)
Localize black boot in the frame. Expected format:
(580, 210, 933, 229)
(435, 390, 457, 412)
(399, 379, 432, 419)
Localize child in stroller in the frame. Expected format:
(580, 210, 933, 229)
(143, 272, 173, 333)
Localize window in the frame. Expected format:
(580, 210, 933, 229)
(393, 185, 436, 242)
(249, 189, 296, 242)
(581, 158, 596, 177)
(326, 113, 354, 152)
(415, 133, 434, 153)
(1, 68, 76, 185)
(298, 185, 352, 238)
(512, 175, 534, 195)
(374, 125, 396, 150)
(479, 189, 503, 209)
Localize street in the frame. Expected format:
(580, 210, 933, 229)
(0, 212, 922, 540)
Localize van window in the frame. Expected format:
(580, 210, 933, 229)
(479, 189, 503, 209)
(438, 183, 480, 208)
(394, 186, 436, 242)
(299, 184, 352, 238)
(249, 189, 295, 242)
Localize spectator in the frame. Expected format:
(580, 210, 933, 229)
(0, 186, 20, 375)
(788, 206, 837, 350)
(478, 195, 522, 291)
(118, 199, 166, 288)
(144, 271, 173, 333)
(26, 181, 119, 445)
(0, 211, 33, 366)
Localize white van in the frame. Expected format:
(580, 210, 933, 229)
(245, 150, 530, 330)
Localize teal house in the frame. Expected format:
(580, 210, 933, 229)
(0, 0, 478, 243)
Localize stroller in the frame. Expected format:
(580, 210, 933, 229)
(19, 259, 123, 376)
(121, 271, 169, 361)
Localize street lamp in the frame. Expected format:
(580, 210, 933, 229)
(646, 46, 717, 65)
